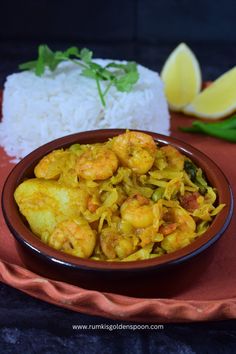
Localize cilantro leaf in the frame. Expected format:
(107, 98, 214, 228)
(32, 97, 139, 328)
(64, 46, 80, 57)
(19, 44, 140, 106)
(81, 68, 97, 79)
(114, 70, 139, 92)
(80, 48, 93, 63)
(34, 45, 46, 75)
(19, 60, 38, 71)
(125, 62, 138, 73)
(106, 61, 137, 73)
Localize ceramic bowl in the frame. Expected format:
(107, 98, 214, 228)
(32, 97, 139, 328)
(1, 129, 233, 294)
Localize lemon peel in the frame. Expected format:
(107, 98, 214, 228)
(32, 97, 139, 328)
(183, 67, 236, 119)
(161, 43, 202, 111)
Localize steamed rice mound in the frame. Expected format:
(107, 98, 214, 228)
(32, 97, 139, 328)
(0, 59, 169, 160)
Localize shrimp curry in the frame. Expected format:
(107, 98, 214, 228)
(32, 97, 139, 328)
(14, 131, 225, 261)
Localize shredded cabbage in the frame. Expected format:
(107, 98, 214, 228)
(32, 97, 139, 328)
(15, 133, 225, 262)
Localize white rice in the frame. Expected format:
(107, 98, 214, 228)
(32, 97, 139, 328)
(0, 59, 170, 161)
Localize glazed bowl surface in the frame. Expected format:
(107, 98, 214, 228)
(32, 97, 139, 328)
(1, 129, 233, 291)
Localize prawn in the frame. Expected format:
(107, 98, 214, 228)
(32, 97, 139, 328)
(48, 218, 96, 258)
(111, 131, 157, 174)
(34, 149, 75, 180)
(76, 144, 118, 180)
(160, 145, 185, 171)
(100, 228, 138, 259)
(120, 193, 154, 228)
(160, 206, 196, 253)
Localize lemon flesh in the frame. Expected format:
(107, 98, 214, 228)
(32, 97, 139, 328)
(161, 43, 201, 111)
(183, 67, 236, 119)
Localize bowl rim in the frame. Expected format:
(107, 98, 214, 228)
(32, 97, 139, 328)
(1, 129, 234, 272)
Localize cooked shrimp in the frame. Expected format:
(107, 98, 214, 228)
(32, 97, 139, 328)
(137, 226, 164, 247)
(48, 218, 96, 258)
(34, 149, 75, 179)
(161, 207, 196, 253)
(14, 130, 224, 262)
(160, 145, 185, 171)
(76, 144, 118, 180)
(120, 193, 154, 228)
(172, 207, 196, 233)
(111, 131, 157, 174)
(159, 223, 178, 236)
(87, 196, 100, 213)
(100, 228, 138, 259)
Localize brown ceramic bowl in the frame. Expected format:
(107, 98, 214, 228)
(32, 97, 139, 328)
(1, 129, 233, 295)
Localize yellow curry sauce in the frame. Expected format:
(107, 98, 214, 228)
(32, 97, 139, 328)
(14, 131, 225, 261)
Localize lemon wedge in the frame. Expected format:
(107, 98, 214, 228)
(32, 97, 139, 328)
(183, 67, 236, 119)
(161, 43, 201, 111)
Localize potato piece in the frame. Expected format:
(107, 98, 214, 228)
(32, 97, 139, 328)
(14, 179, 88, 241)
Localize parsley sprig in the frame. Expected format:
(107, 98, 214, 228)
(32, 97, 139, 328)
(19, 44, 139, 107)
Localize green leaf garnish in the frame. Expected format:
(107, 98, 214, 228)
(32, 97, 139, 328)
(81, 68, 97, 79)
(19, 44, 139, 107)
(114, 70, 139, 92)
(80, 48, 93, 64)
(19, 60, 38, 71)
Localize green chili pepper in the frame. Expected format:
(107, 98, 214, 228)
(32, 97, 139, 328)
(208, 114, 236, 129)
(180, 126, 202, 133)
(179, 114, 236, 142)
(192, 121, 236, 142)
